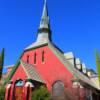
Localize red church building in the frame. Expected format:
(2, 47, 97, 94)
(4, 0, 100, 100)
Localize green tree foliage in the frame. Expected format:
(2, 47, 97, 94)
(0, 48, 4, 81)
(31, 86, 51, 100)
(0, 86, 5, 100)
(95, 50, 100, 85)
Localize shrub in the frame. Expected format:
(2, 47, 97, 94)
(31, 86, 51, 100)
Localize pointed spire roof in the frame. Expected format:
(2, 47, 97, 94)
(38, 0, 51, 35)
(39, 0, 50, 29)
(25, 0, 52, 50)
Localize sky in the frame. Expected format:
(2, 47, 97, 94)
(0, 0, 100, 72)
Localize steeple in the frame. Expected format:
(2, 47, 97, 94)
(37, 0, 51, 42)
(39, 0, 49, 29)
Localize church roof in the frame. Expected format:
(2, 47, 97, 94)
(4, 60, 45, 84)
(20, 60, 45, 83)
(25, 41, 48, 50)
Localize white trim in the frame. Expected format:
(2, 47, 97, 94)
(7, 84, 11, 89)
(25, 82, 34, 87)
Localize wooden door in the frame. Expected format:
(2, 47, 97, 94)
(15, 86, 23, 100)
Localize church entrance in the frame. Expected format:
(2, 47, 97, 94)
(15, 86, 23, 100)
(14, 79, 24, 100)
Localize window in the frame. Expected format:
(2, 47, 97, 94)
(52, 81, 65, 100)
(34, 53, 36, 64)
(27, 55, 29, 63)
(52, 81, 64, 96)
(15, 80, 24, 86)
(42, 51, 45, 63)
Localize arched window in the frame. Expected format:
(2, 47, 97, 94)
(42, 51, 45, 63)
(52, 81, 76, 100)
(52, 81, 65, 100)
(27, 55, 29, 63)
(34, 53, 36, 64)
(15, 80, 24, 87)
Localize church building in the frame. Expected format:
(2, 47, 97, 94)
(4, 0, 100, 100)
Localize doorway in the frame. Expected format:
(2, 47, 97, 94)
(14, 79, 24, 100)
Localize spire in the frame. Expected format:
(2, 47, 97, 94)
(25, 0, 52, 50)
(37, 0, 51, 41)
(37, 0, 51, 42)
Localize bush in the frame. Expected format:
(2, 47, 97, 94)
(31, 86, 51, 100)
(0, 86, 5, 100)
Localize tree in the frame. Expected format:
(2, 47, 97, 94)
(31, 86, 51, 100)
(95, 50, 100, 85)
(0, 48, 4, 81)
(0, 86, 5, 100)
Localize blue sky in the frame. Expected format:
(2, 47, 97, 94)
(0, 0, 100, 72)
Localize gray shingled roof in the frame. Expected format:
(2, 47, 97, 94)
(20, 60, 45, 83)
(25, 41, 48, 50)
